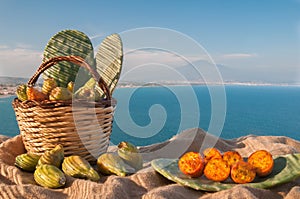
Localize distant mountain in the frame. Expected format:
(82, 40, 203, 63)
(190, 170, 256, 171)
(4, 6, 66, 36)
(0, 76, 28, 85)
(176, 61, 300, 85)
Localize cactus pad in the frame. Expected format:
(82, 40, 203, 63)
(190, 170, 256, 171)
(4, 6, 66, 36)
(95, 33, 123, 97)
(151, 153, 300, 192)
(43, 30, 96, 88)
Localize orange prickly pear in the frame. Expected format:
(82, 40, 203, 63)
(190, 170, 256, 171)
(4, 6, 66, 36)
(26, 87, 48, 101)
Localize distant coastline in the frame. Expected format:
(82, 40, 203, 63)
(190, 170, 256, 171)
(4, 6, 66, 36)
(1, 76, 300, 98)
(0, 95, 14, 99)
(116, 81, 300, 88)
(0, 86, 16, 97)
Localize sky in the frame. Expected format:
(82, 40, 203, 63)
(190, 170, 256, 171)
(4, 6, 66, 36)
(0, 0, 299, 84)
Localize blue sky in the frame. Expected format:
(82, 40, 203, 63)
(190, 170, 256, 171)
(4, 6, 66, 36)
(0, 0, 299, 83)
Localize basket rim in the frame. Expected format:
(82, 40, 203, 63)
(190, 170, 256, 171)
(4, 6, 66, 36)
(12, 97, 117, 109)
(28, 55, 112, 100)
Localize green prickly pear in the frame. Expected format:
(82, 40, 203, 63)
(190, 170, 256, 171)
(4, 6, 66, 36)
(37, 144, 64, 168)
(97, 153, 132, 177)
(15, 153, 40, 172)
(118, 141, 143, 171)
(34, 164, 66, 188)
(74, 78, 100, 101)
(16, 84, 28, 101)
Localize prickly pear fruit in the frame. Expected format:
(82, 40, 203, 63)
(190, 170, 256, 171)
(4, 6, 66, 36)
(62, 155, 100, 182)
(16, 84, 28, 101)
(37, 144, 64, 168)
(74, 78, 101, 101)
(42, 78, 57, 95)
(75, 88, 91, 99)
(15, 153, 40, 172)
(74, 78, 95, 95)
(81, 77, 97, 89)
(26, 87, 48, 101)
(75, 88, 101, 101)
(67, 81, 74, 93)
(118, 141, 143, 171)
(97, 153, 132, 177)
(34, 164, 66, 188)
(49, 87, 72, 101)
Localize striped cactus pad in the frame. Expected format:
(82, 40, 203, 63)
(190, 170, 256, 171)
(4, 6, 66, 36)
(151, 153, 300, 192)
(95, 33, 123, 98)
(43, 30, 96, 88)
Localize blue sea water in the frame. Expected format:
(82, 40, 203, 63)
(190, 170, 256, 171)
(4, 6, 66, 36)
(1, 86, 300, 146)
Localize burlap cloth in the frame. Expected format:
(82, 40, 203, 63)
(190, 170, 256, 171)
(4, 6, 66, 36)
(0, 128, 300, 199)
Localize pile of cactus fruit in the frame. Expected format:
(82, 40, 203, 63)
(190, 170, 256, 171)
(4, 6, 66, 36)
(16, 77, 103, 102)
(15, 142, 143, 189)
(16, 29, 123, 103)
(14, 29, 126, 189)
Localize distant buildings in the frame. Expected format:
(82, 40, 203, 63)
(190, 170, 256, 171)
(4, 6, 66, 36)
(0, 85, 16, 96)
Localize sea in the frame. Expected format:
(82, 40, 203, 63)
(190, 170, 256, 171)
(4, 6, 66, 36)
(1, 85, 300, 146)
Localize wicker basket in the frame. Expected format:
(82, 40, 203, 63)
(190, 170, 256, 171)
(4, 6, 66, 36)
(12, 56, 116, 163)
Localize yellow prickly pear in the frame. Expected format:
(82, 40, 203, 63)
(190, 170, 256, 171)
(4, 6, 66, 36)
(42, 78, 57, 95)
(82, 77, 96, 88)
(49, 87, 72, 101)
(67, 81, 74, 93)
(62, 155, 100, 182)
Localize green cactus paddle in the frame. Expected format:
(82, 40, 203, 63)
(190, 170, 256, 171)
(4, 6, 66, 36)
(43, 30, 96, 88)
(151, 153, 300, 192)
(95, 33, 123, 97)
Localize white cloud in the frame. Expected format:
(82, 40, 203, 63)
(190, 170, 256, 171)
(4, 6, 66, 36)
(0, 45, 8, 49)
(0, 47, 42, 77)
(221, 53, 258, 59)
(1, 44, 296, 84)
(120, 50, 298, 84)
(15, 43, 33, 49)
(123, 48, 210, 70)
(119, 48, 221, 83)
(90, 33, 106, 40)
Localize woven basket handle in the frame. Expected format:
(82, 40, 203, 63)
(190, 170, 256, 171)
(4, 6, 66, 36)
(27, 55, 111, 100)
